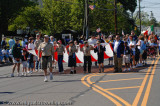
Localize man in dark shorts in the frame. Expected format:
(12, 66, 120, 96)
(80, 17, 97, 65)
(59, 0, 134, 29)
(38, 35, 54, 82)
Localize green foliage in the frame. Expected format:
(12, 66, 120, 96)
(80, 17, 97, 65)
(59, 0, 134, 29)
(8, 6, 45, 31)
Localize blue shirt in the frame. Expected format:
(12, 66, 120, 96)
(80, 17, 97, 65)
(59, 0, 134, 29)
(8, 39, 15, 49)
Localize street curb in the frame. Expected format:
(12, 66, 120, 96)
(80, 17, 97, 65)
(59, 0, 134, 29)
(0, 63, 13, 67)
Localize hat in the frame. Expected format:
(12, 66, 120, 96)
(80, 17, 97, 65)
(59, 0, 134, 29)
(96, 40, 100, 44)
(44, 35, 49, 38)
(29, 37, 34, 40)
(109, 35, 113, 38)
(57, 40, 62, 44)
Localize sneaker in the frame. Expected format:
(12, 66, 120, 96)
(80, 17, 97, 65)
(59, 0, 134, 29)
(99, 69, 101, 73)
(50, 73, 53, 80)
(139, 63, 143, 66)
(70, 71, 73, 74)
(11, 73, 14, 77)
(27, 71, 30, 74)
(123, 69, 127, 72)
(17, 73, 20, 77)
(128, 68, 131, 72)
(136, 64, 139, 67)
(24, 72, 27, 77)
(102, 68, 104, 72)
(29, 71, 33, 74)
(44, 77, 48, 82)
(21, 72, 24, 76)
(132, 66, 136, 68)
(35, 69, 38, 72)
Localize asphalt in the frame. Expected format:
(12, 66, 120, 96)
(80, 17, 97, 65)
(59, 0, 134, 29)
(0, 58, 160, 106)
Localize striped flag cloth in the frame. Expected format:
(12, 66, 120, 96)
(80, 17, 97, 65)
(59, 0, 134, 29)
(89, 5, 95, 10)
(96, 28, 101, 33)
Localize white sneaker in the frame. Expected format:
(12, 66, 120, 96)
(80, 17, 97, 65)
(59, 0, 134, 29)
(24, 72, 27, 77)
(35, 69, 38, 72)
(21, 72, 24, 76)
(44, 77, 48, 82)
(50, 73, 53, 80)
(27, 71, 30, 74)
(17, 73, 20, 77)
(11, 73, 14, 77)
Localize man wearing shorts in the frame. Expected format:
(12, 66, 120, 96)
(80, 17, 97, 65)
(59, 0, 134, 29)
(38, 35, 54, 82)
(11, 38, 22, 77)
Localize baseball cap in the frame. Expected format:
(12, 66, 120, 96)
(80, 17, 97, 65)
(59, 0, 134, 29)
(44, 35, 49, 38)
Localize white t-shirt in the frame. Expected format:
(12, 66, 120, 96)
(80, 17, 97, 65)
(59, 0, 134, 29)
(137, 40, 144, 50)
(88, 38, 97, 45)
(129, 41, 136, 51)
(28, 43, 35, 50)
(2, 49, 7, 55)
(114, 41, 119, 53)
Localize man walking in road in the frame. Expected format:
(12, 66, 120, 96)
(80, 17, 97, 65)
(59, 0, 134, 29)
(38, 35, 54, 82)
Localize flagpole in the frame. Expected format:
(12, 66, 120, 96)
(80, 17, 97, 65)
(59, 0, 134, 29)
(139, 0, 141, 33)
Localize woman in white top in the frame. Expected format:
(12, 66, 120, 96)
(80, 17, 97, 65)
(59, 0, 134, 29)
(28, 37, 35, 50)
(136, 36, 144, 66)
(129, 35, 136, 68)
(28, 37, 35, 73)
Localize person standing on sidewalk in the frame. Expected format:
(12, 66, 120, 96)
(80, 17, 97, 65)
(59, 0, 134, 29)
(56, 40, 65, 74)
(38, 35, 54, 82)
(11, 38, 22, 77)
(81, 41, 94, 73)
(94, 40, 106, 73)
(34, 34, 42, 72)
(113, 35, 124, 73)
(68, 41, 78, 74)
(88, 35, 97, 66)
(8, 36, 15, 49)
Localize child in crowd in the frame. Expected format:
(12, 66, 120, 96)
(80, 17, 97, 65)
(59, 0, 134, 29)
(94, 40, 106, 73)
(123, 42, 131, 72)
(21, 49, 28, 76)
(27, 53, 34, 74)
(2, 46, 9, 63)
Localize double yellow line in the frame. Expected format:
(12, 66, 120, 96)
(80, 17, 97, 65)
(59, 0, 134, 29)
(81, 56, 160, 106)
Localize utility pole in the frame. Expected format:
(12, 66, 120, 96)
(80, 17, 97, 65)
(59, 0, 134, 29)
(114, 0, 117, 35)
(139, 0, 141, 33)
(84, 0, 89, 39)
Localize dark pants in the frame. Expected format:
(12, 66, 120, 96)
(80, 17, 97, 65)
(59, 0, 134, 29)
(58, 55, 64, 72)
(36, 60, 41, 69)
(84, 56, 92, 73)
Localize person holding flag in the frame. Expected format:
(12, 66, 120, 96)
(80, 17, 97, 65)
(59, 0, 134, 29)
(80, 41, 94, 73)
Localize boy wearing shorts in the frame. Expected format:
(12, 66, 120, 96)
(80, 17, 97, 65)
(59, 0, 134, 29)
(123, 42, 131, 72)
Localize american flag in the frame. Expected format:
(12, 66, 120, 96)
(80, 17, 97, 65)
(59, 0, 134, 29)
(96, 28, 101, 33)
(89, 5, 95, 10)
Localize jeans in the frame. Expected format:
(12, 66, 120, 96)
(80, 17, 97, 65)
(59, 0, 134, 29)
(36, 57, 41, 69)
(84, 56, 92, 73)
(58, 55, 64, 72)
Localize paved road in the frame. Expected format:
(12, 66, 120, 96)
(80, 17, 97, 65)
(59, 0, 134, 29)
(0, 58, 160, 106)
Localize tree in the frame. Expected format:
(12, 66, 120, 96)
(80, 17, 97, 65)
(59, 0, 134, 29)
(8, 6, 45, 32)
(41, 0, 71, 35)
(0, 0, 36, 40)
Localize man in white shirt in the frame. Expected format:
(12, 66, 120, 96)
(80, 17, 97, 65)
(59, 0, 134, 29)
(88, 35, 97, 66)
(113, 35, 124, 73)
(88, 35, 97, 46)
